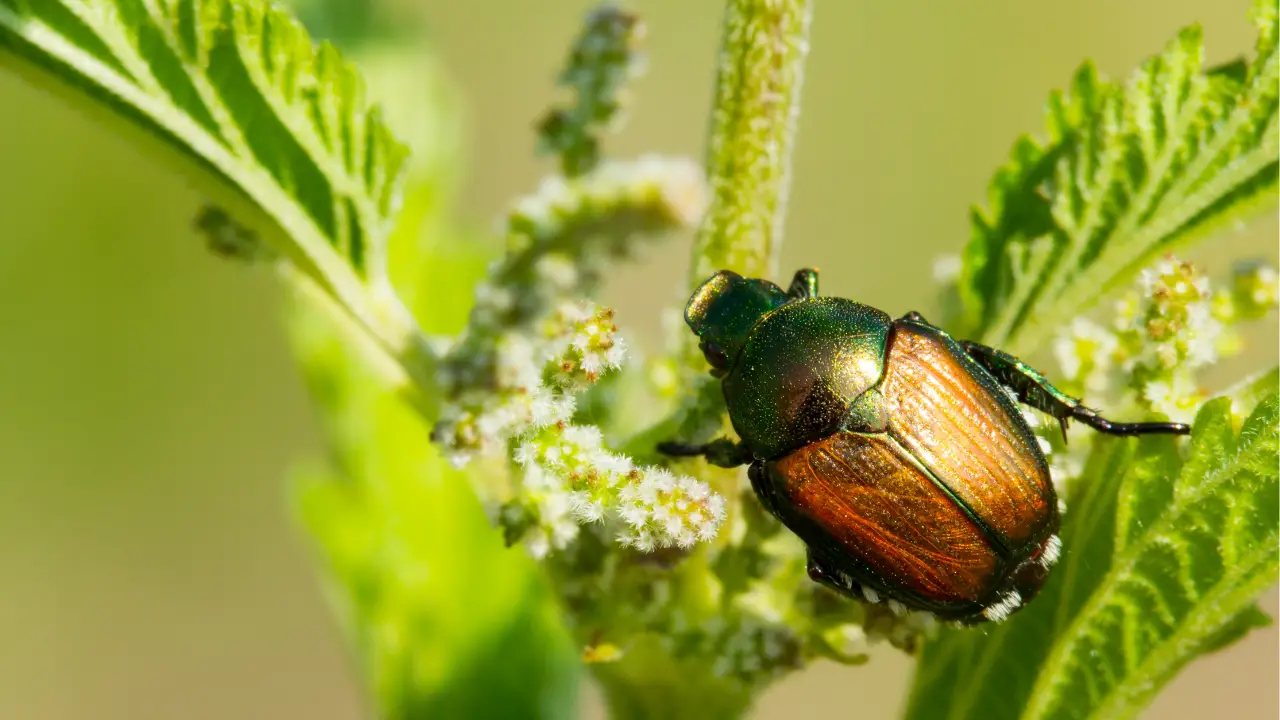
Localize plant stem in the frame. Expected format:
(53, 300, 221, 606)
(605, 4, 816, 714)
(656, 0, 814, 450)
(690, 0, 813, 288)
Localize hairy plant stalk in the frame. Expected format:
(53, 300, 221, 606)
(655, 0, 814, 451)
(691, 0, 813, 286)
(599, 3, 816, 717)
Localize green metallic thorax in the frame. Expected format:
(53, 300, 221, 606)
(683, 270, 892, 460)
(723, 298, 892, 459)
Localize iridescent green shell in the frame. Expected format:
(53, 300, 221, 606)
(723, 299, 892, 459)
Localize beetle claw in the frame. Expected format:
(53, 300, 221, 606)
(1058, 416, 1070, 445)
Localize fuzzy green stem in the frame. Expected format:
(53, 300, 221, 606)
(658, 0, 814, 449)
(690, 0, 813, 287)
(602, 3, 816, 716)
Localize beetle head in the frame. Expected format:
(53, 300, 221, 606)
(685, 270, 788, 373)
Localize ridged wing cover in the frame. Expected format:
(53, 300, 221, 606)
(767, 432, 1001, 610)
(881, 321, 1058, 552)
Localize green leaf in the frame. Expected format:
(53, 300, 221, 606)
(0, 0, 423, 367)
(274, 40, 573, 710)
(1195, 604, 1272, 655)
(905, 387, 1279, 720)
(960, 0, 1278, 352)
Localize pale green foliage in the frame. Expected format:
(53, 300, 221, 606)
(273, 29, 583, 715)
(959, 0, 1278, 354)
(1027, 392, 1278, 720)
(906, 383, 1278, 720)
(289, 231, 581, 718)
(0, 0, 429, 385)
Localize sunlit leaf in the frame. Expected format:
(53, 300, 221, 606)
(0, 0, 415, 352)
(959, 0, 1278, 353)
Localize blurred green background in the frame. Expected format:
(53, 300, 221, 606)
(0, 1, 1274, 718)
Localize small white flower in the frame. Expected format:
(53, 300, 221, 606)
(1143, 379, 1173, 408)
(707, 495, 728, 520)
(596, 451, 633, 476)
(605, 338, 627, 368)
(581, 353, 605, 375)
(649, 468, 677, 492)
(619, 503, 648, 528)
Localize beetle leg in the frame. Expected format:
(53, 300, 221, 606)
(787, 268, 820, 300)
(959, 340, 1192, 440)
(747, 462, 785, 520)
(901, 310, 929, 324)
(656, 437, 753, 468)
(805, 549, 863, 598)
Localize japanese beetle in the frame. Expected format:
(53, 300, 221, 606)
(660, 268, 1190, 624)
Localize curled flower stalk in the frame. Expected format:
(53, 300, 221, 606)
(538, 4, 648, 177)
(1053, 256, 1278, 424)
(430, 3, 723, 567)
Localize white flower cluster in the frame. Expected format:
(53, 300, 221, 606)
(434, 301, 625, 466)
(544, 303, 627, 389)
(1126, 258, 1223, 368)
(1119, 258, 1225, 424)
(435, 299, 729, 558)
(514, 423, 727, 558)
(1053, 256, 1277, 428)
(1042, 256, 1273, 499)
(1052, 316, 1122, 401)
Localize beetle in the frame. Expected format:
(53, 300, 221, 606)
(659, 268, 1190, 624)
